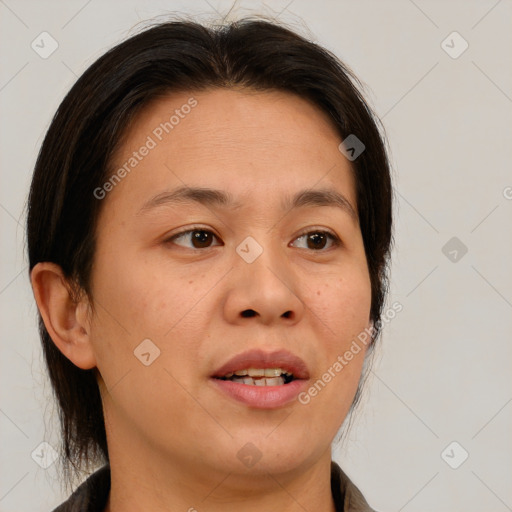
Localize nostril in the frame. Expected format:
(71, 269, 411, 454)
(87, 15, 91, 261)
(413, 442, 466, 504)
(282, 311, 293, 319)
(241, 309, 257, 318)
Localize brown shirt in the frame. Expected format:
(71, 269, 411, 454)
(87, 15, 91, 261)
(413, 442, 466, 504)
(52, 461, 377, 511)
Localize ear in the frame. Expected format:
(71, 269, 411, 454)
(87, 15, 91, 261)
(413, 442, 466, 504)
(30, 262, 97, 370)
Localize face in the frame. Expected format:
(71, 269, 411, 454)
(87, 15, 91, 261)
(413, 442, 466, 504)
(87, 88, 372, 481)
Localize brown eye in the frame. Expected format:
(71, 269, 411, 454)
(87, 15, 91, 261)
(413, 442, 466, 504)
(171, 229, 221, 249)
(306, 232, 327, 249)
(191, 230, 214, 248)
(291, 231, 339, 251)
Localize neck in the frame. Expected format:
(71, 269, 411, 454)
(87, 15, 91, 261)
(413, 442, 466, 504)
(104, 444, 336, 512)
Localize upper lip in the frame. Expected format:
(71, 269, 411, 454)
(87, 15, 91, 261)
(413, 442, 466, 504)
(212, 349, 310, 380)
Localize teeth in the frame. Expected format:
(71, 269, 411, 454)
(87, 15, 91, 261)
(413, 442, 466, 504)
(231, 376, 286, 386)
(265, 376, 285, 386)
(247, 368, 265, 377)
(230, 367, 288, 378)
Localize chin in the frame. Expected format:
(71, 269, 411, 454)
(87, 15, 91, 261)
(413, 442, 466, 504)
(210, 427, 325, 477)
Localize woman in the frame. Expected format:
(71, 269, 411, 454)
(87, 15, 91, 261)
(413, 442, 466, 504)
(28, 17, 392, 512)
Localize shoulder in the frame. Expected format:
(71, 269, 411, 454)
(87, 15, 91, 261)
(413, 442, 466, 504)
(331, 461, 380, 512)
(51, 465, 110, 512)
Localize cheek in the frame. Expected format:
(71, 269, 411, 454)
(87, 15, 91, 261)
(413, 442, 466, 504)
(311, 271, 372, 342)
(299, 270, 371, 422)
(88, 261, 215, 426)
(92, 249, 187, 330)
(88, 254, 218, 376)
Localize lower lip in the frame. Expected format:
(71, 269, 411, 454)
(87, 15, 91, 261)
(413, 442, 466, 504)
(210, 378, 307, 409)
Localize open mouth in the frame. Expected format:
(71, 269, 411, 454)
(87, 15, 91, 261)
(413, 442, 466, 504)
(215, 367, 295, 386)
(211, 350, 308, 408)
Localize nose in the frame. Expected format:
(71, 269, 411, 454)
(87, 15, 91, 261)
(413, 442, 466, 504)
(223, 253, 305, 326)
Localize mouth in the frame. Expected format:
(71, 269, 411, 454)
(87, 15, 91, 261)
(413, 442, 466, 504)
(210, 349, 309, 408)
(216, 367, 295, 386)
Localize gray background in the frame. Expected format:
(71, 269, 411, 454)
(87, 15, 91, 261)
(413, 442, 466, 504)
(1, 0, 511, 511)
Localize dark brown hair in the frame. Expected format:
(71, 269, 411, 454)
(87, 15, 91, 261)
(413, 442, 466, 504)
(27, 17, 393, 481)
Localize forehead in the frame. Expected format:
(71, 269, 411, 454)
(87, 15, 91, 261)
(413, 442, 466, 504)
(107, 88, 356, 211)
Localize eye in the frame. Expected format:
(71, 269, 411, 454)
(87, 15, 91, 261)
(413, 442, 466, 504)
(290, 230, 340, 251)
(169, 228, 222, 249)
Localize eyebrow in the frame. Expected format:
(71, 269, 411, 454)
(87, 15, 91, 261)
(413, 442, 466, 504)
(138, 186, 237, 214)
(287, 188, 357, 221)
(138, 185, 357, 221)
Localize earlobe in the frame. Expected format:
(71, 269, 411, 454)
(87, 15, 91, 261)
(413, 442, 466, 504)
(30, 262, 97, 370)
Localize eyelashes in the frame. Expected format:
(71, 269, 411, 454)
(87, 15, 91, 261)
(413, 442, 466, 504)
(167, 226, 341, 252)
(170, 228, 223, 249)
(290, 230, 340, 250)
